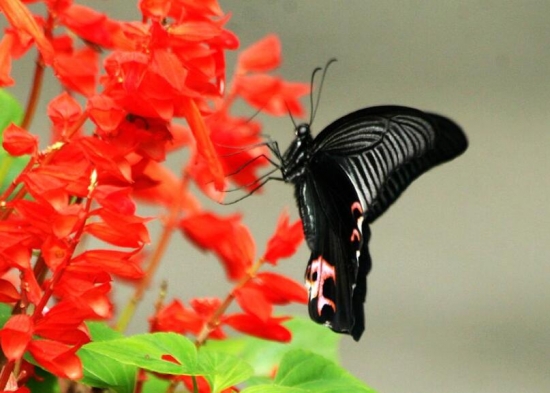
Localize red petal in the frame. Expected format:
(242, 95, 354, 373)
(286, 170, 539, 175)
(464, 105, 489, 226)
(237, 34, 281, 74)
(151, 299, 203, 335)
(0, 33, 15, 86)
(234, 286, 272, 322)
(253, 272, 308, 305)
(0, 315, 33, 361)
(0, 278, 20, 302)
(47, 92, 83, 141)
(0, 0, 54, 63)
(53, 46, 98, 97)
(28, 340, 83, 380)
(70, 249, 144, 280)
(263, 211, 304, 265)
(2, 123, 38, 156)
(179, 212, 255, 280)
(223, 314, 291, 342)
(180, 97, 224, 191)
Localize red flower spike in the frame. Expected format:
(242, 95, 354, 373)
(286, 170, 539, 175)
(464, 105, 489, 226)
(47, 92, 83, 142)
(0, 278, 20, 303)
(263, 210, 304, 265)
(179, 213, 255, 280)
(234, 286, 272, 322)
(250, 272, 308, 305)
(28, 340, 83, 380)
(224, 314, 292, 343)
(180, 97, 225, 192)
(2, 123, 38, 156)
(0, 33, 15, 86)
(0, 314, 34, 361)
(237, 34, 281, 74)
(0, 0, 54, 64)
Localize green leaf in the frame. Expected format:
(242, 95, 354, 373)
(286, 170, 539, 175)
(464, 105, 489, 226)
(0, 89, 24, 131)
(142, 373, 171, 393)
(198, 351, 253, 393)
(242, 349, 377, 393)
(78, 323, 136, 393)
(81, 332, 198, 375)
(204, 316, 340, 376)
(0, 90, 29, 196)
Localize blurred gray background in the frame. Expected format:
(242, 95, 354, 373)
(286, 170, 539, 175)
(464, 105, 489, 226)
(5, 1, 550, 392)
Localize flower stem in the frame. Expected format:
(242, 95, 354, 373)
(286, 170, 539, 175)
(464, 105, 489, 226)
(115, 177, 188, 332)
(0, 361, 15, 391)
(195, 257, 265, 347)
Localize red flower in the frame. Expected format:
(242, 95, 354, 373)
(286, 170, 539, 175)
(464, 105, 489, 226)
(236, 34, 281, 74)
(2, 123, 38, 156)
(53, 46, 99, 97)
(235, 74, 310, 117)
(224, 314, 291, 342)
(263, 210, 304, 265)
(179, 212, 254, 280)
(0, 314, 33, 361)
(47, 92, 83, 142)
(0, 0, 54, 63)
(28, 339, 82, 380)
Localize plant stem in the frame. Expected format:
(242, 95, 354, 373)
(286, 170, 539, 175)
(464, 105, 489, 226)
(0, 361, 15, 391)
(115, 177, 188, 332)
(194, 257, 265, 347)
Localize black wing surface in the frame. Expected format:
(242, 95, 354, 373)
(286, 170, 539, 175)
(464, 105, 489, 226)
(297, 155, 372, 341)
(311, 106, 467, 221)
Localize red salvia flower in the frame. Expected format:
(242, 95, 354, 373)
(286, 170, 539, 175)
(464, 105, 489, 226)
(0, 0, 54, 63)
(224, 314, 292, 343)
(2, 123, 38, 156)
(263, 210, 304, 265)
(179, 212, 255, 280)
(236, 34, 281, 74)
(0, 315, 33, 361)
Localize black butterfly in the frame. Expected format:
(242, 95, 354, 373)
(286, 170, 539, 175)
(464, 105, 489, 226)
(277, 105, 468, 341)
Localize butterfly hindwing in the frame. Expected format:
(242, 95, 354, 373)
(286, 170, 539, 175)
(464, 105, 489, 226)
(300, 155, 371, 340)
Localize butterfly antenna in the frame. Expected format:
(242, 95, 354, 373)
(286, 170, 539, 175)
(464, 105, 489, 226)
(285, 101, 298, 129)
(310, 58, 338, 126)
(308, 66, 323, 125)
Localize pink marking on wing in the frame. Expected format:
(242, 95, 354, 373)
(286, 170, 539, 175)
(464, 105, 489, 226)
(351, 201, 363, 215)
(350, 228, 361, 243)
(305, 256, 337, 315)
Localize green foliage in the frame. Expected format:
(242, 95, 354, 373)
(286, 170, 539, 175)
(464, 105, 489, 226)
(203, 316, 341, 376)
(0, 89, 29, 195)
(241, 349, 377, 393)
(76, 318, 375, 393)
(80, 324, 252, 393)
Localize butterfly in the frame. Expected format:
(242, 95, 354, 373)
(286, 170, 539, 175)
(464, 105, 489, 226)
(277, 104, 468, 341)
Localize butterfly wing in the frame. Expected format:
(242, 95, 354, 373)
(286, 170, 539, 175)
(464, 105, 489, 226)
(297, 155, 371, 341)
(312, 106, 467, 219)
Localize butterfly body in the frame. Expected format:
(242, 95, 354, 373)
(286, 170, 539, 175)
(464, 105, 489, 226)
(281, 105, 467, 341)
